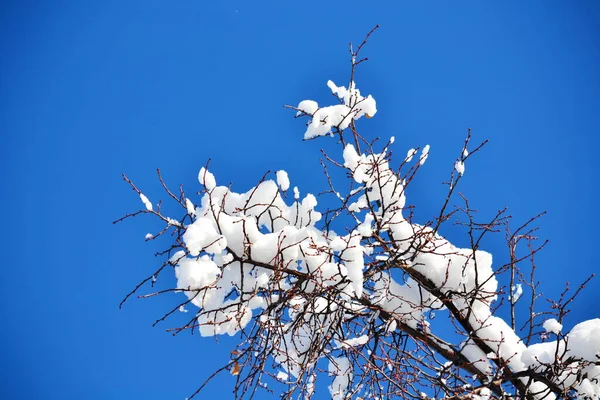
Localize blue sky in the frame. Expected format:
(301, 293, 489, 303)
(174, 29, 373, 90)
(1, 1, 599, 399)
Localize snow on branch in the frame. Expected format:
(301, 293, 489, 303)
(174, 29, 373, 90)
(117, 27, 598, 400)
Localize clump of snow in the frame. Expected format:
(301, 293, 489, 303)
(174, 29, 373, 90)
(296, 99, 319, 116)
(511, 284, 523, 303)
(185, 198, 195, 216)
(140, 193, 152, 211)
(306, 374, 316, 398)
(166, 217, 181, 227)
(385, 319, 397, 334)
(348, 195, 367, 213)
(521, 319, 600, 398)
(472, 387, 491, 400)
(175, 255, 221, 307)
(420, 145, 430, 165)
(455, 160, 465, 175)
(523, 319, 600, 367)
(543, 318, 563, 335)
(341, 233, 365, 297)
(343, 143, 362, 170)
(461, 339, 492, 374)
(300, 80, 377, 139)
(336, 335, 369, 349)
(357, 213, 374, 237)
(276, 371, 289, 381)
(198, 167, 216, 190)
(183, 217, 227, 256)
(276, 170, 290, 191)
(342, 144, 370, 183)
(328, 357, 352, 400)
(576, 378, 600, 399)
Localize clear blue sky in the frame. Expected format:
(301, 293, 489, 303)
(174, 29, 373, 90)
(1, 1, 598, 399)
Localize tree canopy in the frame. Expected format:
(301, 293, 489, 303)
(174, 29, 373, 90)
(119, 29, 599, 400)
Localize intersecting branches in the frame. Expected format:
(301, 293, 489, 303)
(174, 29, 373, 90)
(118, 27, 596, 400)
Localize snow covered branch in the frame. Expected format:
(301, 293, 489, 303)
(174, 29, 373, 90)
(118, 29, 599, 400)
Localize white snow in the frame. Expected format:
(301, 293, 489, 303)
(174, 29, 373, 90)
(461, 339, 492, 374)
(276, 371, 289, 381)
(472, 387, 491, 400)
(420, 145, 430, 165)
(166, 217, 181, 227)
(183, 217, 227, 256)
(454, 160, 465, 175)
(140, 193, 152, 211)
(519, 319, 600, 398)
(296, 99, 319, 116)
(198, 167, 216, 190)
(301, 80, 377, 139)
(405, 148, 417, 163)
(523, 319, 600, 367)
(336, 335, 369, 349)
(342, 232, 365, 297)
(385, 319, 397, 334)
(185, 198, 195, 216)
(276, 170, 290, 191)
(328, 357, 352, 400)
(343, 143, 361, 170)
(511, 283, 523, 303)
(543, 318, 563, 335)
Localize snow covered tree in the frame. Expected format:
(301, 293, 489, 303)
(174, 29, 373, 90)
(117, 27, 599, 400)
